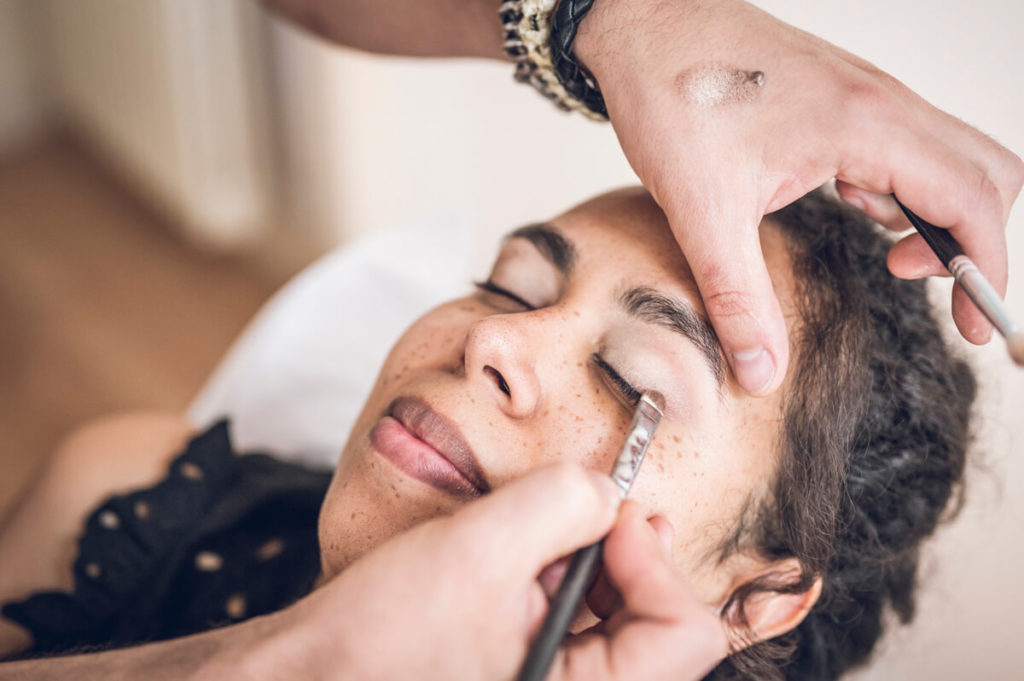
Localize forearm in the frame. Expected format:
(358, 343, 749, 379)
(0, 614, 296, 681)
(262, 0, 506, 59)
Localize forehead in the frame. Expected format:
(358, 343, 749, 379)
(549, 188, 685, 272)
(541, 188, 797, 314)
(538, 188, 802, 370)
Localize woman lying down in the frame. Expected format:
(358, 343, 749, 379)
(0, 187, 974, 680)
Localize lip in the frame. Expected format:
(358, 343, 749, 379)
(370, 396, 490, 498)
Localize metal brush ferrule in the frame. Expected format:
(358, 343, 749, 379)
(609, 392, 665, 498)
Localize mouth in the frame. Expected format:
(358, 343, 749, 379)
(370, 396, 490, 498)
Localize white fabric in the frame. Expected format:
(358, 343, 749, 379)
(188, 213, 483, 467)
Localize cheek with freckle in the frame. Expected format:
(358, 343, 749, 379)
(374, 302, 477, 390)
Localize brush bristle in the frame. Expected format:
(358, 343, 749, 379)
(1008, 332, 1024, 367)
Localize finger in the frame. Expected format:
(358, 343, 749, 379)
(951, 283, 993, 344)
(585, 561, 621, 621)
(561, 503, 729, 680)
(835, 126, 1009, 341)
(834, 181, 913, 232)
(647, 515, 674, 558)
(887, 237, 990, 342)
(587, 515, 673, 620)
(838, 185, 994, 340)
(661, 187, 790, 396)
(886, 232, 949, 279)
(446, 463, 620, 581)
(906, 100, 1024, 224)
(600, 502, 685, 622)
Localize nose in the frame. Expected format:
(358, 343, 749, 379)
(464, 315, 543, 419)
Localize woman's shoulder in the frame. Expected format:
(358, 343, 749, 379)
(0, 411, 193, 656)
(1, 413, 332, 659)
(36, 411, 196, 518)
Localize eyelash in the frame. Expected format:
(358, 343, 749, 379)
(473, 280, 533, 310)
(473, 279, 643, 408)
(591, 353, 642, 408)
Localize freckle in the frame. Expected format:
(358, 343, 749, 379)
(350, 513, 356, 520)
(672, 435, 680, 444)
(576, 362, 582, 368)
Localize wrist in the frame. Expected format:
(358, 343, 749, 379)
(574, 0, 718, 85)
(568, 0, 608, 75)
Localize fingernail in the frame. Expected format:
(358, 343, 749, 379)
(588, 472, 623, 511)
(731, 347, 775, 394)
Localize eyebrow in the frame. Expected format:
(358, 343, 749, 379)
(505, 223, 724, 385)
(619, 287, 726, 386)
(507, 223, 576, 276)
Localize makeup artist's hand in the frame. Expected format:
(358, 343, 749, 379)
(576, 0, 1024, 394)
(271, 463, 727, 681)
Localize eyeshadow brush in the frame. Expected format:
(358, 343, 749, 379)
(515, 391, 666, 681)
(892, 195, 1024, 366)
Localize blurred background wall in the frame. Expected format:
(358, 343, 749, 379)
(0, 0, 1021, 678)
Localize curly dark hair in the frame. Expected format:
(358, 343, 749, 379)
(706, 189, 976, 680)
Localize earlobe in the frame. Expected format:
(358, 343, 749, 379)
(721, 558, 823, 649)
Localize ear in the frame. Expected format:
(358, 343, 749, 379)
(720, 557, 822, 649)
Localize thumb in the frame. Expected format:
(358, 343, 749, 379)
(662, 188, 790, 395)
(444, 463, 621, 580)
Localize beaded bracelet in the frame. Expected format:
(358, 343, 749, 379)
(499, 0, 608, 121)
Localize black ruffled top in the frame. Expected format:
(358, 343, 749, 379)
(1, 420, 332, 659)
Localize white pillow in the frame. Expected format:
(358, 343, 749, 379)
(188, 213, 486, 467)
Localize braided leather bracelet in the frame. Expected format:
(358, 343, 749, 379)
(549, 0, 607, 118)
(500, 0, 608, 121)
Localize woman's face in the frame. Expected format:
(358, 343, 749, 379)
(319, 188, 799, 613)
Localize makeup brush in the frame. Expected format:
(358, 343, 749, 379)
(893, 195, 1024, 366)
(515, 391, 666, 681)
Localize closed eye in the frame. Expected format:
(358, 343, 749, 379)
(473, 280, 535, 311)
(592, 353, 642, 408)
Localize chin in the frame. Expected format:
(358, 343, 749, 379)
(317, 434, 462, 580)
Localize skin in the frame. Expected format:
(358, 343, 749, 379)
(0, 189, 820, 680)
(320, 188, 801, 615)
(265, 0, 1024, 395)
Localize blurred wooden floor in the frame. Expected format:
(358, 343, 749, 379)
(0, 139, 284, 519)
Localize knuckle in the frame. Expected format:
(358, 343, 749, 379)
(703, 288, 756, 321)
(847, 79, 895, 119)
(972, 173, 1003, 217)
(1008, 151, 1024, 193)
(696, 266, 758, 321)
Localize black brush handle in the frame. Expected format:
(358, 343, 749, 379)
(515, 540, 603, 681)
(892, 194, 965, 267)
